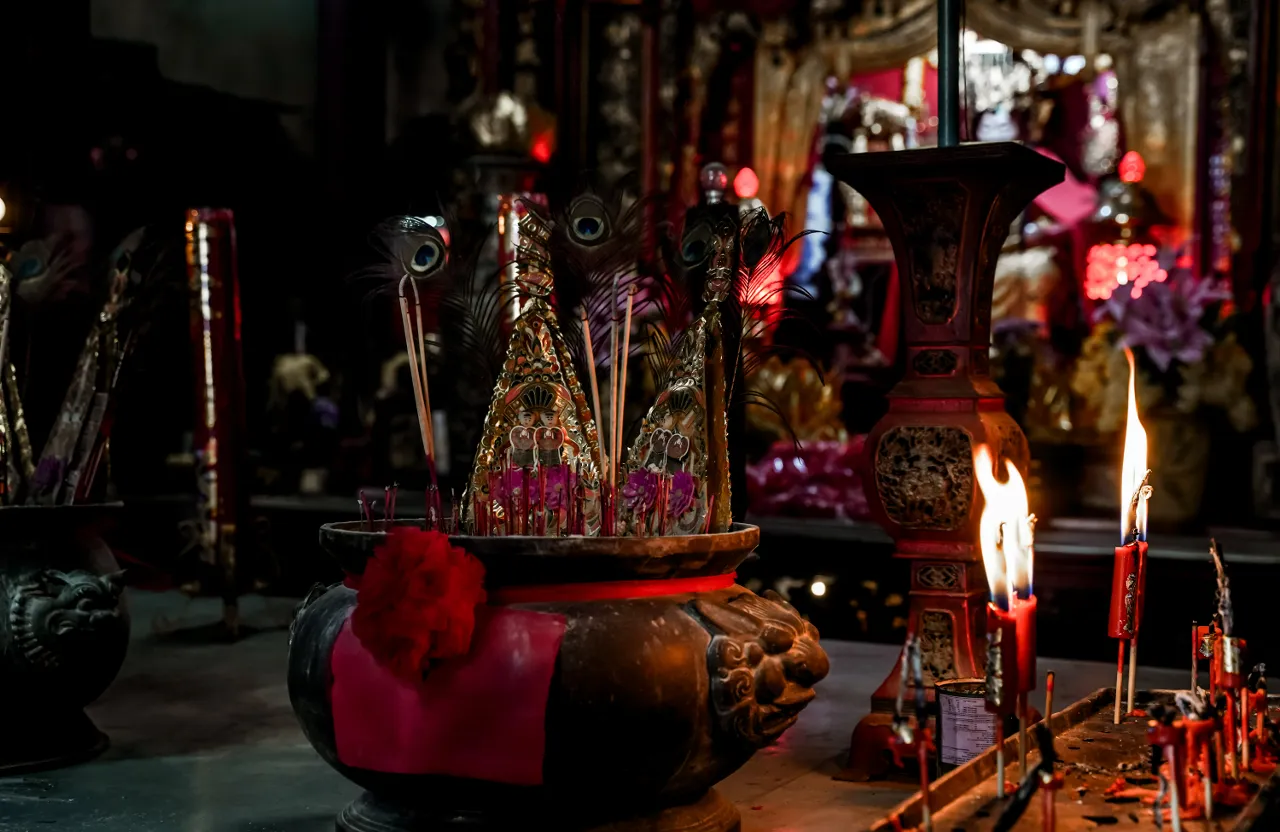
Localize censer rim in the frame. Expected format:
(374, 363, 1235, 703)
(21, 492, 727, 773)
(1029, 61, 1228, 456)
(320, 519, 758, 549)
(318, 520, 760, 585)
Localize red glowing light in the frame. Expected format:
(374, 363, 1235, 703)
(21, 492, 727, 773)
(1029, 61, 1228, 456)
(1118, 151, 1145, 184)
(734, 166, 759, 199)
(531, 132, 553, 164)
(1085, 243, 1167, 300)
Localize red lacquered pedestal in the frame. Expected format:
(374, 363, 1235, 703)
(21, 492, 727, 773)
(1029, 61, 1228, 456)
(826, 143, 1063, 780)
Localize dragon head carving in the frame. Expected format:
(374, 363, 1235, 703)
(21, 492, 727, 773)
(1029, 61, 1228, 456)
(9, 569, 126, 670)
(693, 589, 829, 748)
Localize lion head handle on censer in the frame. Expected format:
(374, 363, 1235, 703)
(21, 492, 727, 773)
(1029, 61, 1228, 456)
(692, 590, 829, 748)
(7, 569, 126, 670)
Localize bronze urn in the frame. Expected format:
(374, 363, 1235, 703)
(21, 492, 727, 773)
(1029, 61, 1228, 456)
(288, 521, 828, 831)
(0, 505, 130, 773)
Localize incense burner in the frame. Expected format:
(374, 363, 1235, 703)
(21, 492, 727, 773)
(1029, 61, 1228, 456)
(289, 521, 828, 832)
(0, 505, 129, 774)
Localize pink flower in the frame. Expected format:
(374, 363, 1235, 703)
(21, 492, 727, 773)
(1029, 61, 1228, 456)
(622, 470, 658, 513)
(494, 466, 568, 508)
(668, 471, 696, 517)
(1094, 276, 1228, 372)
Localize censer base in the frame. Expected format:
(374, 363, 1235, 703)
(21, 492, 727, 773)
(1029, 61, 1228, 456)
(0, 709, 109, 776)
(337, 788, 740, 832)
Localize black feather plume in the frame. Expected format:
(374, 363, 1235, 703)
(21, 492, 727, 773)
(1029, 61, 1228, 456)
(531, 180, 667, 387)
(356, 215, 508, 398)
(724, 209, 821, 395)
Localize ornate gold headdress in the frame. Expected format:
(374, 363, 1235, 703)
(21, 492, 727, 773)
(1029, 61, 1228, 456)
(466, 210, 603, 535)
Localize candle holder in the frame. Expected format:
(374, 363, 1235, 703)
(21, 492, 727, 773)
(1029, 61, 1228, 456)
(829, 143, 1064, 780)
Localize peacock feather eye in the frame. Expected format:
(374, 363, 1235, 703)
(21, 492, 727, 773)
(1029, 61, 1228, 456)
(680, 223, 713, 266)
(411, 241, 441, 274)
(567, 195, 609, 245)
(397, 222, 448, 277)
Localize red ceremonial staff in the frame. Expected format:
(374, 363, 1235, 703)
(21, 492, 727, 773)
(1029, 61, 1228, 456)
(1110, 347, 1152, 722)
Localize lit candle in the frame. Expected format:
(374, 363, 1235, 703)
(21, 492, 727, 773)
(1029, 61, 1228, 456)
(975, 444, 1037, 789)
(1109, 347, 1152, 722)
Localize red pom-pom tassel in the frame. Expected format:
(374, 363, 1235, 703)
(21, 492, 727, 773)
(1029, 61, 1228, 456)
(351, 527, 487, 681)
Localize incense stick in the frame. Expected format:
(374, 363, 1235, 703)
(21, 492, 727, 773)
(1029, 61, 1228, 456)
(1191, 620, 1198, 691)
(1127, 635, 1139, 715)
(1114, 641, 1125, 724)
(609, 312, 619, 513)
(1017, 692, 1027, 773)
(1044, 670, 1055, 737)
(1243, 688, 1251, 770)
(616, 287, 636, 514)
(407, 279, 435, 459)
(580, 312, 609, 490)
(995, 721, 1005, 798)
(398, 278, 435, 465)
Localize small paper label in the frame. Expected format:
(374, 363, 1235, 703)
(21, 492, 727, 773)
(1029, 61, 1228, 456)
(939, 692, 996, 766)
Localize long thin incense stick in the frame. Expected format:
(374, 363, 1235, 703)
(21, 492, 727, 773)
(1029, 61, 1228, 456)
(995, 721, 1005, 798)
(609, 318, 619, 505)
(1017, 692, 1027, 773)
(407, 279, 435, 459)
(580, 313, 609, 486)
(1127, 635, 1139, 715)
(1044, 670, 1055, 738)
(616, 287, 636, 505)
(1191, 620, 1198, 691)
(398, 278, 435, 463)
(1114, 641, 1125, 724)
(407, 278, 443, 525)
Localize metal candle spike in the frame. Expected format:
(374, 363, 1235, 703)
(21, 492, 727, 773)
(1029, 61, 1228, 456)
(1210, 539, 1247, 780)
(890, 635, 932, 832)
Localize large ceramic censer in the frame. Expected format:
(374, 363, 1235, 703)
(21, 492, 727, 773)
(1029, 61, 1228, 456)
(0, 505, 130, 773)
(288, 520, 828, 832)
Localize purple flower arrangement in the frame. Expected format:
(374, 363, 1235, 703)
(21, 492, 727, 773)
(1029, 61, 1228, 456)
(1093, 274, 1230, 375)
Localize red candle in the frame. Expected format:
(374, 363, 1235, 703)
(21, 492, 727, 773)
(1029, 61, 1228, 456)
(1108, 541, 1149, 639)
(985, 603, 1021, 716)
(1014, 595, 1037, 695)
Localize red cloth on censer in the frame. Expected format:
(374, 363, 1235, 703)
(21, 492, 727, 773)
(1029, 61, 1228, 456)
(330, 604, 566, 784)
(329, 527, 566, 785)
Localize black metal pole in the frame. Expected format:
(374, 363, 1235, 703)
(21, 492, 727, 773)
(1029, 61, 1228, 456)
(937, 0, 962, 147)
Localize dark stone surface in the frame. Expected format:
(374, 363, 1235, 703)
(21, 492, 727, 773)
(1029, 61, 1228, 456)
(0, 584, 1191, 831)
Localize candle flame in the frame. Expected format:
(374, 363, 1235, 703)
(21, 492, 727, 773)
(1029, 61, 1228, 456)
(975, 444, 1034, 607)
(1120, 347, 1149, 543)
